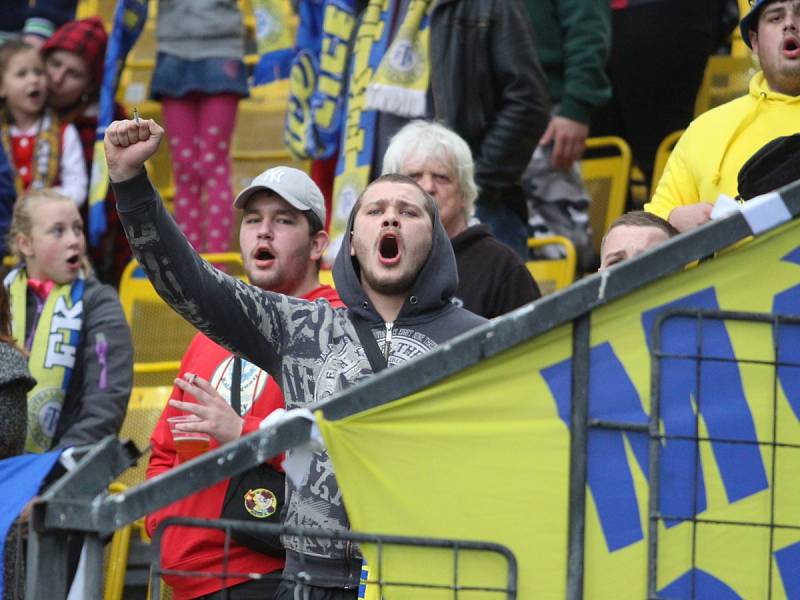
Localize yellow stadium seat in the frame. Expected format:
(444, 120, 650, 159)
(116, 386, 172, 489)
(233, 99, 292, 156)
(230, 99, 310, 193)
(139, 104, 176, 206)
(248, 78, 292, 104)
(119, 254, 245, 385)
(76, 0, 117, 27)
(231, 154, 310, 195)
(581, 137, 632, 255)
(525, 236, 577, 296)
(117, 66, 156, 112)
(127, 21, 157, 68)
(650, 129, 684, 199)
(106, 385, 172, 600)
(694, 55, 757, 117)
(104, 482, 133, 600)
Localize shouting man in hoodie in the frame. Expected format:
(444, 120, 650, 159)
(105, 118, 487, 599)
(645, 0, 800, 232)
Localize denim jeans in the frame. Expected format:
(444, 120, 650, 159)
(474, 200, 529, 260)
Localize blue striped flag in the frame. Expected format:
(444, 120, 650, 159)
(87, 0, 148, 247)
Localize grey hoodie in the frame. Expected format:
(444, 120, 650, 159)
(113, 171, 487, 582)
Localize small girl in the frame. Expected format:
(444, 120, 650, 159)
(0, 40, 87, 211)
(4, 189, 132, 454)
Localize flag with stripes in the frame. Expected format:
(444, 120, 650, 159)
(87, 0, 148, 247)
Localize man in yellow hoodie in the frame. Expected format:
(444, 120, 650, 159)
(645, 0, 800, 232)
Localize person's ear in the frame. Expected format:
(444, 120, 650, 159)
(16, 233, 34, 259)
(310, 229, 328, 262)
(750, 30, 760, 56)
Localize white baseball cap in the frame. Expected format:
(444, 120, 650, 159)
(233, 166, 325, 225)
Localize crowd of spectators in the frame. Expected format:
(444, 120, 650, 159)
(2, 0, 800, 598)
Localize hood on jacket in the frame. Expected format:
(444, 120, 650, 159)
(332, 183, 459, 323)
(712, 71, 800, 185)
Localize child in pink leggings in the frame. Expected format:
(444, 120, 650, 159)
(150, 0, 248, 253)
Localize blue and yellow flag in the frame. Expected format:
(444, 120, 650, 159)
(284, 0, 357, 161)
(252, 0, 295, 85)
(87, 0, 148, 247)
(318, 218, 800, 599)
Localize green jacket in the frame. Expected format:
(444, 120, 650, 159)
(525, 0, 611, 124)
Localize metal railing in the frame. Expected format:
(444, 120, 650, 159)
(149, 518, 517, 599)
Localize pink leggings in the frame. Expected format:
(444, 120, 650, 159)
(162, 93, 239, 253)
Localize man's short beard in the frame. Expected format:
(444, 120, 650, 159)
(362, 268, 417, 296)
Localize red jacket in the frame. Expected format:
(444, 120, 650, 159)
(145, 285, 343, 599)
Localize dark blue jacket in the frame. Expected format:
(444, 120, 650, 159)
(1, 0, 77, 38)
(0, 144, 15, 258)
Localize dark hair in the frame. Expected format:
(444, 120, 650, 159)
(0, 284, 16, 347)
(749, 0, 780, 32)
(352, 173, 437, 224)
(304, 210, 324, 236)
(304, 211, 324, 272)
(601, 211, 679, 253)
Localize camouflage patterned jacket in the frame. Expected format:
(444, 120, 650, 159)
(113, 171, 486, 578)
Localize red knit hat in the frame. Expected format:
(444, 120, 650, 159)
(42, 17, 108, 87)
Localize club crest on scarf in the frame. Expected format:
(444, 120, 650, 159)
(327, 0, 434, 262)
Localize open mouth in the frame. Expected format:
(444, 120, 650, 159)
(378, 233, 401, 265)
(66, 254, 80, 267)
(27, 89, 42, 99)
(254, 248, 274, 262)
(783, 37, 800, 57)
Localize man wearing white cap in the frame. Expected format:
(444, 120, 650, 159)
(143, 166, 343, 599)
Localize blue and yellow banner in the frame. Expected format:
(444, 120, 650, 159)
(284, 0, 357, 160)
(318, 218, 800, 598)
(252, 0, 295, 85)
(87, 0, 148, 247)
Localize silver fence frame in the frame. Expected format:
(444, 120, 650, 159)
(148, 517, 518, 599)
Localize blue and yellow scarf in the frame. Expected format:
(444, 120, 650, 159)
(329, 0, 433, 260)
(4, 266, 84, 453)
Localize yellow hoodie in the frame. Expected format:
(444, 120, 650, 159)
(646, 72, 800, 220)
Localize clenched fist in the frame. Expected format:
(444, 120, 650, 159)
(104, 118, 165, 182)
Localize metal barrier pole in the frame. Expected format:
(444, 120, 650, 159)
(82, 534, 106, 599)
(566, 313, 591, 600)
(26, 525, 69, 600)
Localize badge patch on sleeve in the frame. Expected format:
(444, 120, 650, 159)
(244, 488, 277, 518)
